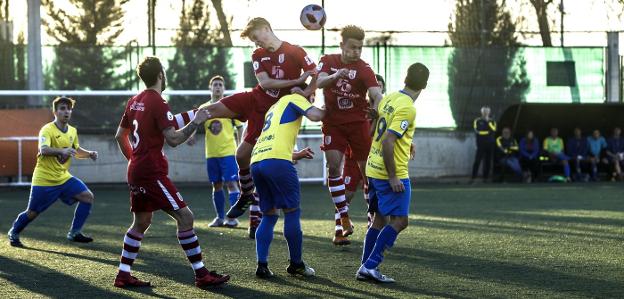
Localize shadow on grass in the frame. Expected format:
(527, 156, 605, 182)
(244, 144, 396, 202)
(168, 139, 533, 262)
(17, 228, 287, 298)
(415, 218, 624, 242)
(392, 247, 624, 298)
(0, 256, 131, 298)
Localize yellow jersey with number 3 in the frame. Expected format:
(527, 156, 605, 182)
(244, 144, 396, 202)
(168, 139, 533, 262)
(251, 94, 313, 164)
(366, 91, 416, 180)
(32, 122, 79, 186)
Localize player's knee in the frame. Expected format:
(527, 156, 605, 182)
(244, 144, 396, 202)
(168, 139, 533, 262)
(213, 182, 224, 191)
(84, 191, 95, 203)
(345, 191, 354, 203)
(225, 181, 239, 192)
(391, 216, 409, 232)
(26, 210, 38, 220)
(131, 220, 150, 233)
(177, 209, 195, 229)
(264, 208, 278, 216)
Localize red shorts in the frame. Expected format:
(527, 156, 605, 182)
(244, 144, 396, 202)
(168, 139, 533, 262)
(321, 121, 372, 161)
(221, 91, 275, 145)
(343, 152, 363, 192)
(128, 176, 187, 212)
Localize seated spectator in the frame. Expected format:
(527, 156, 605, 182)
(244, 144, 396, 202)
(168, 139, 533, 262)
(566, 127, 590, 181)
(587, 129, 608, 181)
(496, 127, 522, 180)
(543, 127, 571, 181)
(606, 127, 624, 181)
(519, 130, 540, 182)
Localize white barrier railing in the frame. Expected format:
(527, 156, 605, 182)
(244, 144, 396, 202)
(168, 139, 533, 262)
(0, 136, 38, 186)
(0, 134, 326, 186)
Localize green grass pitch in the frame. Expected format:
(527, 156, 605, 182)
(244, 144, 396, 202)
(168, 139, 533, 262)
(1, 183, 623, 298)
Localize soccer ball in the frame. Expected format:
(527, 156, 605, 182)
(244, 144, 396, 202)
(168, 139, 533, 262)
(300, 4, 326, 30)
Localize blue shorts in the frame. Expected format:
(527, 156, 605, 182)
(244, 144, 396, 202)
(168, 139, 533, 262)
(27, 177, 89, 213)
(206, 156, 239, 183)
(367, 177, 411, 217)
(251, 159, 300, 213)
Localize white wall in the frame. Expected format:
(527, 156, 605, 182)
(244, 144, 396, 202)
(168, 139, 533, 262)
(69, 131, 476, 183)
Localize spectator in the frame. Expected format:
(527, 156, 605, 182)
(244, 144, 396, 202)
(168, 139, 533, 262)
(496, 127, 522, 180)
(543, 128, 571, 181)
(519, 130, 540, 183)
(606, 127, 624, 181)
(587, 129, 608, 181)
(471, 106, 496, 183)
(566, 127, 589, 182)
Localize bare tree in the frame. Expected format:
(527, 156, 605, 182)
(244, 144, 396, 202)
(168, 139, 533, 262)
(210, 0, 232, 46)
(528, 0, 555, 47)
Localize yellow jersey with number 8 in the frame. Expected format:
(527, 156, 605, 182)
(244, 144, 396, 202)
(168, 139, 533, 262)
(251, 94, 313, 164)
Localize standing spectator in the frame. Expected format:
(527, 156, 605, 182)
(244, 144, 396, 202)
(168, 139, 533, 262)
(519, 130, 540, 183)
(587, 129, 608, 181)
(566, 128, 589, 182)
(471, 106, 496, 183)
(495, 127, 522, 180)
(606, 127, 624, 181)
(543, 128, 571, 181)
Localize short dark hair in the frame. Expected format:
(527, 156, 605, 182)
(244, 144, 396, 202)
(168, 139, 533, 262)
(209, 75, 225, 87)
(137, 56, 163, 87)
(404, 63, 429, 90)
(341, 25, 365, 42)
(52, 96, 75, 111)
(241, 17, 272, 39)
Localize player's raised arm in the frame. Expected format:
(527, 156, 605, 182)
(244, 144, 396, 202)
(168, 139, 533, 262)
(256, 70, 311, 90)
(317, 68, 348, 89)
(368, 86, 384, 110)
(304, 106, 325, 122)
(163, 108, 211, 147)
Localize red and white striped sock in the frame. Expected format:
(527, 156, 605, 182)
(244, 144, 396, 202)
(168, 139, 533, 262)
(249, 194, 262, 229)
(177, 228, 209, 278)
(328, 176, 349, 218)
(173, 109, 198, 130)
(118, 229, 143, 275)
(334, 210, 343, 236)
(239, 168, 255, 197)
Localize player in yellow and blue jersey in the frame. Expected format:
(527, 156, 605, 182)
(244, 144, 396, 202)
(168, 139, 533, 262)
(357, 63, 429, 283)
(250, 90, 324, 279)
(195, 76, 245, 228)
(7, 97, 99, 247)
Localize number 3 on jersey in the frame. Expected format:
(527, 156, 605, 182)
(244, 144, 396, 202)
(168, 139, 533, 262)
(131, 119, 140, 148)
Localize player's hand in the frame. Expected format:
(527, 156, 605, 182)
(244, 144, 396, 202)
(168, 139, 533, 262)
(89, 151, 98, 161)
(293, 147, 315, 161)
(290, 86, 306, 97)
(389, 176, 405, 193)
(295, 71, 314, 85)
(193, 108, 211, 124)
(61, 148, 77, 157)
(186, 135, 197, 146)
(334, 68, 349, 79)
(410, 143, 416, 160)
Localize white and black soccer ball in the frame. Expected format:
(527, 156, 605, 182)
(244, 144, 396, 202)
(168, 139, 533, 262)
(300, 4, 326, 30)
